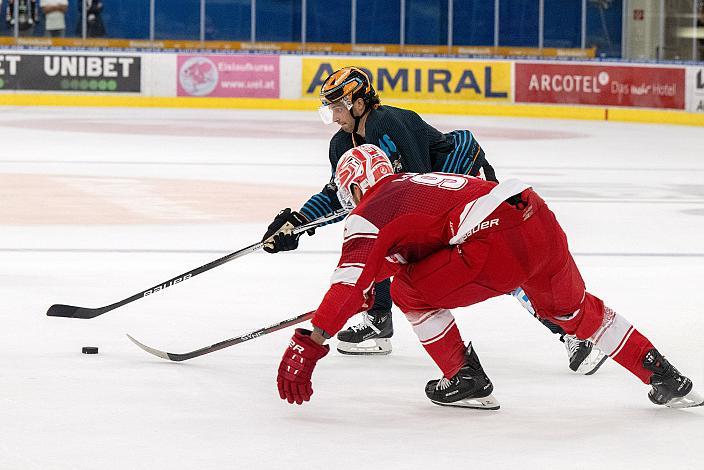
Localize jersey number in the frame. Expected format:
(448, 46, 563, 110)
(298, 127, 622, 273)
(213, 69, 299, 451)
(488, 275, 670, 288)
(408, 173, 469, 190)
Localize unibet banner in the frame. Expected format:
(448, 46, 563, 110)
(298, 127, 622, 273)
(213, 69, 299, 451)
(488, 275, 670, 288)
(0, 53, 140, 92)
(302, 59, 511, 102)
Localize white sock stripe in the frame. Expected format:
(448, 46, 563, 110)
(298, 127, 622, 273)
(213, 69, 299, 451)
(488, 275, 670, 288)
(408, 309, 443, 326)
(411, 309, 455, 343)
(590, 306, 616, 345)
(343, 233, 378, 242)
(420, 319, 456, 345)
(610, 326, 635, 358)
(590, 307, 634, 356)
(339, 262, 366, 269)
(330, 266, 363, 285)
(420, 321, 456, 346)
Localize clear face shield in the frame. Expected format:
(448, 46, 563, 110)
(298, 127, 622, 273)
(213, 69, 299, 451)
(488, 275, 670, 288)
(318, 95, 353, 125)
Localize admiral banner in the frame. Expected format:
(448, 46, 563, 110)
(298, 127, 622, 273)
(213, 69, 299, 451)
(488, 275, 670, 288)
(302, 58, 511, 102)
(515, 63, 685, 109)
(177, 55, 279, 98)
(0, 53, 140, 92)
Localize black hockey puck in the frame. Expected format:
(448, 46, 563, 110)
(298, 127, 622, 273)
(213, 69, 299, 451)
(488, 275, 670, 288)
(82, 346, 99, 354)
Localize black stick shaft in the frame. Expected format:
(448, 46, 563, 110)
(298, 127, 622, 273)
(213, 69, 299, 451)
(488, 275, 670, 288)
(47, 210, 347, 319)
(127, 310, 315, 361)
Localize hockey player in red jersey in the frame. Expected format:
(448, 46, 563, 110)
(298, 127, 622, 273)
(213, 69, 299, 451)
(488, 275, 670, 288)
(276, 144, 703, 410)
(264, 66, 605, 374)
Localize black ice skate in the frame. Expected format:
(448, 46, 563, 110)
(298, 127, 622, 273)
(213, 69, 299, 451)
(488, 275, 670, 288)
(336, 310, 393, 355)
(562, 334, 608, 375)
(425, 343, 500, 410)
(643, 349, 704, 409)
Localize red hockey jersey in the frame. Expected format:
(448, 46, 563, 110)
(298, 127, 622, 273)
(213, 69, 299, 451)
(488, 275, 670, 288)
(311, 172, 529, 336)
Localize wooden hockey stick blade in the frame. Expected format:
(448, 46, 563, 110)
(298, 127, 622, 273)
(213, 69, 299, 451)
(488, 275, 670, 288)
(127, 310, 315, 362)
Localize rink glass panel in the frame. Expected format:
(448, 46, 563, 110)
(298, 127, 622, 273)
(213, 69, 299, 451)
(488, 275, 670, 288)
(699, 0, 704, 61)
(98, 0, 149, 39)
(662, 0, 698, 61)
(585, 0, 623, 58)
(451, 0, 495, 46)
(498, 0, 539, 47)
(356, 0, 401, 44)
(404, 0, 447, 45)
(154, 0, 200, 40)
(543, 0, 582, 48)
(306, 0, 351, 43)
(16, 0, 704, 60)
(204, 0, 251, 41)
(255, 0, 302, 42)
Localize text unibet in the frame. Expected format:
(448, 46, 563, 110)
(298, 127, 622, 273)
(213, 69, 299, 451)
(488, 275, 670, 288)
(44, 56, 135, 78)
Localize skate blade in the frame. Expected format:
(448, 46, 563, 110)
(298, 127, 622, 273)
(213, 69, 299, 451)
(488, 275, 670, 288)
(666, 390, 704, 409)
(577, 350, 609, 375)
(431, 394, 500, 410)
(337, 338, 392, 356)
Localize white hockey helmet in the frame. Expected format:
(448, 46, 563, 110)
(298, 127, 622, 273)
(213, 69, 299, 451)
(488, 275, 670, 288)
(335, 144, 394, 209)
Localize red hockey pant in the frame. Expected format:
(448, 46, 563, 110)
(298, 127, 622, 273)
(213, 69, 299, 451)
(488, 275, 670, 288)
(391, 190, 654, 382)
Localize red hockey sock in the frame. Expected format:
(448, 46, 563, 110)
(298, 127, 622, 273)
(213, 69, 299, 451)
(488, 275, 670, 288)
(608, 328, 654, 384)
(590, 306, 654, 384)
(405, 309, 467, 378)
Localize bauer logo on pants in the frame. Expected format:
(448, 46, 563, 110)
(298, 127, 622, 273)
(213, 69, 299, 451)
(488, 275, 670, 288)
(0, 53, 141, 92)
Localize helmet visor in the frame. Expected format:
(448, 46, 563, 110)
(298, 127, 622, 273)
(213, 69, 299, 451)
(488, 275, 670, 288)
(318, 97, 353, 125)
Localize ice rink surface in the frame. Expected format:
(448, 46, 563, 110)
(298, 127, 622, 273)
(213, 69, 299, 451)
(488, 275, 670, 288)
(0, 106, 703, 469)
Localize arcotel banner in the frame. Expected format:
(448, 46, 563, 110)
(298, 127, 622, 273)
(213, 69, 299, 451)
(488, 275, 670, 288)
(515, 63, 685, 109)
(0, 53, 141, 92)
(302, 58, 511, 102)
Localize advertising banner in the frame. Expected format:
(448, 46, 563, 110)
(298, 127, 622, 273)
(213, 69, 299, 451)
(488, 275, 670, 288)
(515, 63, 685, 109)
(0, 53, 140, 92)
(687, 66, 704, 113)
(302, 58, 511, 102)
(177, 55, 279, 98)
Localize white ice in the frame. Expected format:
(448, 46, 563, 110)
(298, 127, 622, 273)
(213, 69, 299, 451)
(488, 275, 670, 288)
(0, 106, 703, 469)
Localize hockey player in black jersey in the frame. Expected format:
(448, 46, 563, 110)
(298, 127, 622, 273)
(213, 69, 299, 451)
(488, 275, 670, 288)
(261, 66, 606, 374)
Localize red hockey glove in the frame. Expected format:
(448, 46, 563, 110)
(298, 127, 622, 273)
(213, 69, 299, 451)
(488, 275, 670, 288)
(277, 328, 329, 405)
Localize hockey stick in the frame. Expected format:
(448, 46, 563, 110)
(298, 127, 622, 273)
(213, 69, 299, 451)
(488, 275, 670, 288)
(46, 210, 348, 319)
(127, 309, 315, 362)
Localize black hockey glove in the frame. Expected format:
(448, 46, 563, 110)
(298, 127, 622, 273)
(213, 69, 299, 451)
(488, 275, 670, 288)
(261, 208, 313, 253)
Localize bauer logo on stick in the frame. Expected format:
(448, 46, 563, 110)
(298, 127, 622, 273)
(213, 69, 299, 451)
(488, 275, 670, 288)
(143, 274, 193, 297)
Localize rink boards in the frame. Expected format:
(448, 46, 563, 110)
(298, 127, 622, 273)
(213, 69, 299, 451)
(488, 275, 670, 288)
(0, 49, 703, 126)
